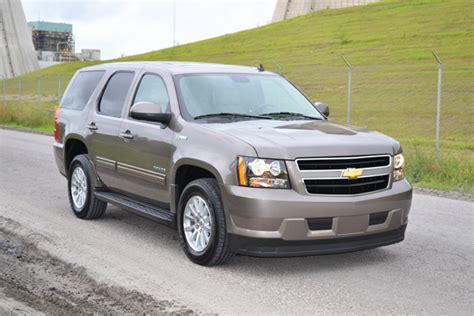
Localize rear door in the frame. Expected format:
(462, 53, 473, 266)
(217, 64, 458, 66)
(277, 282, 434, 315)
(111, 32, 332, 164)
(87, 71, 136, 190)
(114, 71, 175, 207)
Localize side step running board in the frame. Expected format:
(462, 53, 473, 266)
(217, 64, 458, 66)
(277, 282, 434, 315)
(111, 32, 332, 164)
(94, 191, 176, 227)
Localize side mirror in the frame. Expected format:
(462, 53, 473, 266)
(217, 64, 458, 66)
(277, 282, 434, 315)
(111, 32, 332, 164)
(130, 102, 171, 125)
(314, 102, 329, 117)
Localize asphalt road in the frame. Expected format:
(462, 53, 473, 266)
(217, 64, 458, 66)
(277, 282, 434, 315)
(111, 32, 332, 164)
(0, 128, 473, 315)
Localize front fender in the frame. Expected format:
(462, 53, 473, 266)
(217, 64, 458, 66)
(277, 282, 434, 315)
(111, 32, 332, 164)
(171, 157, 225, 185)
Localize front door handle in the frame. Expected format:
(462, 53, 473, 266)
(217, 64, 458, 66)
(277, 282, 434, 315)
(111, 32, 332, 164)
(119, 130, 134, 140)
(86, 122, 98, 131)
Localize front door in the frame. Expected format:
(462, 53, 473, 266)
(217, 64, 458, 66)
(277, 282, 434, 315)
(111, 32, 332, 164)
(88, 71, 136, 190)
(115, 72, 175, 207)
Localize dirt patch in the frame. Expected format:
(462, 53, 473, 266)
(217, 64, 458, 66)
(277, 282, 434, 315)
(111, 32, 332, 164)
(0, 218, 195, 315)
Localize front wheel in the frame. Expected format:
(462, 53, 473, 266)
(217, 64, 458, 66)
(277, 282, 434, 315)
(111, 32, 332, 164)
(177, 178, 233, 266)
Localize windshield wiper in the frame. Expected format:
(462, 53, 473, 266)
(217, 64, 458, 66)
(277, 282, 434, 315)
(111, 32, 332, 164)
(194, 113, 271, 120)
(260, 112, 322, 120)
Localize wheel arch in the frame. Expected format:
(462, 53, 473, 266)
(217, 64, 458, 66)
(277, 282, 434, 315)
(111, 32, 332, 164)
(64, 135, 88, 173)
(171, 158, 224, 213)
(63, 135, 102, 187)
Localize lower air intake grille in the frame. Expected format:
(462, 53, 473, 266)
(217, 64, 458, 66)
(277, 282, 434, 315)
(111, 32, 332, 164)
(369, 212, 389, 225)
(307, 217, 333, 231)
(304, 175, 389, 195)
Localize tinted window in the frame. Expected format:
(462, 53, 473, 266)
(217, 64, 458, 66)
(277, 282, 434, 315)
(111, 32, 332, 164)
(61, 71, 105, 110)
(133, 74, 170, 113)
(99, 72, 135, 117)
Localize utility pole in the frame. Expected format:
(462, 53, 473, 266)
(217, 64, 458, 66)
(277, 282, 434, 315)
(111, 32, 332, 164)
(342, 55, 353, 126)
(173, 0, 176, 46)
(432, 51, 442, 163)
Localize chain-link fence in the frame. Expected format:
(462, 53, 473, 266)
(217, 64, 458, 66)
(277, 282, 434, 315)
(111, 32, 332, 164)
(268, 59, 472, 149)
(1, 61, 472, 145)
(1, 62, 472, 141)
(0, 75, 72, 131)
(0, 60, 472, 147)
(1, 75, 71, 106)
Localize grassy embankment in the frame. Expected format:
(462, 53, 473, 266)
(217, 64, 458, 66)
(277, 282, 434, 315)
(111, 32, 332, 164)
(1, 0, 472, 192)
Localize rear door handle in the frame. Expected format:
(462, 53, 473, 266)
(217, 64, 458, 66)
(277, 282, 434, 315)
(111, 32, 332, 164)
(86, 122, 98, 131)
(119, 130, 134, 140)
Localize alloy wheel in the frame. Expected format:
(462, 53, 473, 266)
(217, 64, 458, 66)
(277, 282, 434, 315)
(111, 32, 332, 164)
(70, 166, 88, 210)
(183, 195, 213, 253)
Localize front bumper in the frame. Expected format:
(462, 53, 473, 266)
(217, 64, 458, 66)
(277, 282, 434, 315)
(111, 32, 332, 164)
(229, 224, 406, 257)
(220, 179, 412, 255)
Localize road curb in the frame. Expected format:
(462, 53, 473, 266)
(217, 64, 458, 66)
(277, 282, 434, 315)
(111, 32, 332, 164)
(413, 187, 474, 203)
(0, 125, 52, 136)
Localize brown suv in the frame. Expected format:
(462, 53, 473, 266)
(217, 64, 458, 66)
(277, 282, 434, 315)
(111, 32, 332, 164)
(53, 62, 412, 266)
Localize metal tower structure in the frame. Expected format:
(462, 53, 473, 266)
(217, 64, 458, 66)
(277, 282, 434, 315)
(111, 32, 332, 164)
(272, 0, 381, 22)
(0, 0, 39, 79)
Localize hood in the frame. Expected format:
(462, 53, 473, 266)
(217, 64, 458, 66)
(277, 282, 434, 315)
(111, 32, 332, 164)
(203, 120, 401, 159)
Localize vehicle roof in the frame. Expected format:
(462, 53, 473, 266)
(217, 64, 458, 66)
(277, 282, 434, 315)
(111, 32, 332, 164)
(79, 61, 277, 75)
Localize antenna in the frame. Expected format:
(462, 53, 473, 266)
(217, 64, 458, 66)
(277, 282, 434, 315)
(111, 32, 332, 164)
(257, 64, 265, 72)
(272, 60, 283, 76)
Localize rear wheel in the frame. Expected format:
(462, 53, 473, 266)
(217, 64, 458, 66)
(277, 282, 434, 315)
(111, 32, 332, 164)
(177, 178, 233, 266)
(67, 154, 107, 219)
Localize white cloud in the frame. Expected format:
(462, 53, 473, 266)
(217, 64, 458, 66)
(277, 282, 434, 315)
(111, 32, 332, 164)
(22, 0, 276, 60)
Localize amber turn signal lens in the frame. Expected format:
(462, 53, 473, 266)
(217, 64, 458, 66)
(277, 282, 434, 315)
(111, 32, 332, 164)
(238, 157, 247, 186)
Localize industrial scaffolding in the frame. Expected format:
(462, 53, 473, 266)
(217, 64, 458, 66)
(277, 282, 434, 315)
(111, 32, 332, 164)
(28, 21, 78, 62)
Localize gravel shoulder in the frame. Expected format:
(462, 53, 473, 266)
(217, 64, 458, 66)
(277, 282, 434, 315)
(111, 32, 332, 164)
(0, 217, 194, 315)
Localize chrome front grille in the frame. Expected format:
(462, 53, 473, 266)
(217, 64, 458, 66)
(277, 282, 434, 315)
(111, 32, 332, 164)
(297, 155, 392, 195)
(297, 155, 390, 171)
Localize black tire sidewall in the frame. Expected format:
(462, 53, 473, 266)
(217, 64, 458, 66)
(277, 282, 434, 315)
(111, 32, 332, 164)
(67, 156, 93, 219)
(177, 180, 224, 265)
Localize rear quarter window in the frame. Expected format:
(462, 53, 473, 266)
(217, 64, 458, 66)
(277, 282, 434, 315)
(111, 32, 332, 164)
(61, 71, 105, 110)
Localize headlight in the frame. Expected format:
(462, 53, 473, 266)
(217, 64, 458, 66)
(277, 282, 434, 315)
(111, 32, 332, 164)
(237, 156, 290, 189)
(393, 153, 405, 181)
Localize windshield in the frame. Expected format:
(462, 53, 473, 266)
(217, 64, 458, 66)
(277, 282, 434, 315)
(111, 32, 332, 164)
(174, 73, 324, 121)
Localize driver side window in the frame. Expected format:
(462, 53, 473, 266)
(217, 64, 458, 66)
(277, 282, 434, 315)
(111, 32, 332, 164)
(133, 74, 170, 113)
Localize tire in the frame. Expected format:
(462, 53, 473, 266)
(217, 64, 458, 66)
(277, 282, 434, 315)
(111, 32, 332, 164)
(177, 178, 233, 266)
(67, 154, 107, 219)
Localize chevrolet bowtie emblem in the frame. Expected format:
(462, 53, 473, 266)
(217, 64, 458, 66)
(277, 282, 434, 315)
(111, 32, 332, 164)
(342, 168, 363, 180)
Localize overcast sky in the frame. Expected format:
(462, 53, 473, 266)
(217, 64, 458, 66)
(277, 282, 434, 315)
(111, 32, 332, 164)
(22, 0, 276, 60)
